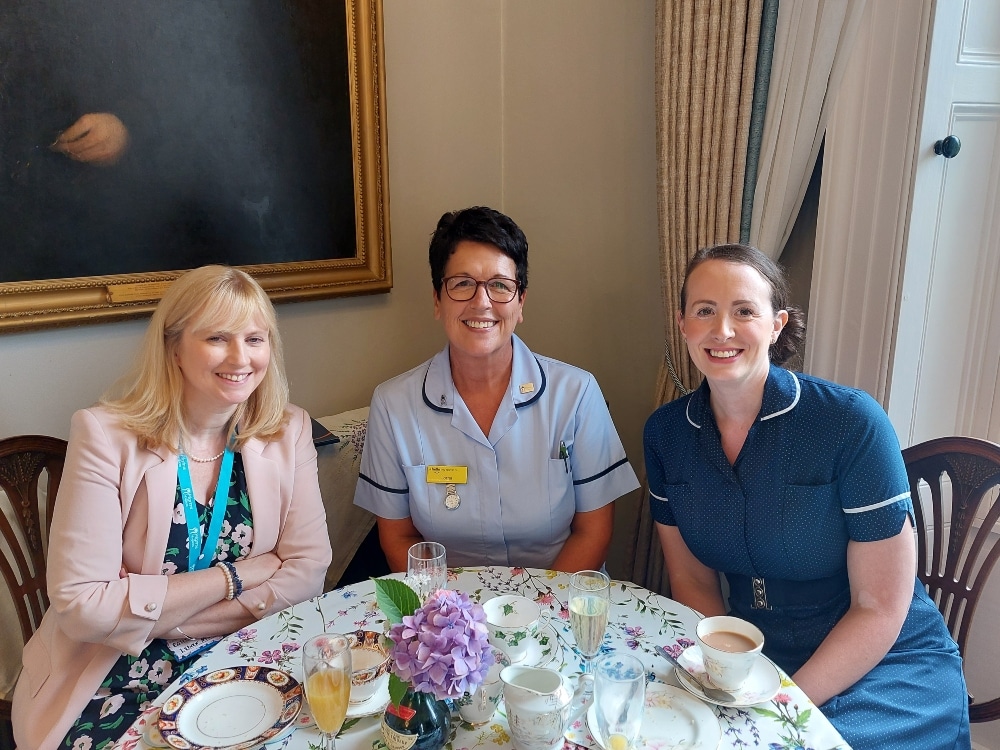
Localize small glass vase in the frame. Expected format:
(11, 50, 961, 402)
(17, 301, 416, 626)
(380, 686, 452, 750)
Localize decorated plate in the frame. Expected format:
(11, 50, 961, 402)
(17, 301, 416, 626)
(675, 646, 781, 708)
(158, 666, 303, 750)
(587, 682, 722, 750)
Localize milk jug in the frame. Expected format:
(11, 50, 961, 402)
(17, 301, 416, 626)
(499, 665, 578, 750)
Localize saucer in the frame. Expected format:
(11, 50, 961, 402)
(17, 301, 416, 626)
(515, 622, 559, 668)
(346, 681, 391, 718)
(586, 682, 722, 750)
(675, 645, 781, 707)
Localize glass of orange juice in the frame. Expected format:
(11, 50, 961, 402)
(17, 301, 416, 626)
(303, 633, 352, 750)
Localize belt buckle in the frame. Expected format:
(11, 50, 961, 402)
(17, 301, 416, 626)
(751, 576, 771, 610)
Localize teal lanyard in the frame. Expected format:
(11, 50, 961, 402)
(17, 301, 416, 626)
(177, 447, 234, 572)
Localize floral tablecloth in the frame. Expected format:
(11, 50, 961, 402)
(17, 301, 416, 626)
(115, 567, 849, 750)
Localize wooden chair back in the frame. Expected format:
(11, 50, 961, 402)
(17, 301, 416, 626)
(0, 434, 67, 727)
(902, 435, 1000, 722)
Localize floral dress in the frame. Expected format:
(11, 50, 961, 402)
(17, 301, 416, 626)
(61, 454, 254, 750)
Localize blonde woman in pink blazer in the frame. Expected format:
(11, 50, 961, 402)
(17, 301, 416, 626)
(12, 266, 332, 750)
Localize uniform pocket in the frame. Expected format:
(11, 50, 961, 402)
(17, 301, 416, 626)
(779, 482, 845, 575)
(547, 458, 575, 534)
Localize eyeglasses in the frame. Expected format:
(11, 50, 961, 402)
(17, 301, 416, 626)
(442, 275, 520, 303)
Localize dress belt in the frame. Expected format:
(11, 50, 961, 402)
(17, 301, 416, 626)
(726, 571, 850, 610)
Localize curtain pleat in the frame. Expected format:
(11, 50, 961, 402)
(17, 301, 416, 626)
(749, 0, 867, 257)
(626, 0, 763, 594)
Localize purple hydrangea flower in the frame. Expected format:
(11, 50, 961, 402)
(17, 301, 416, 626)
(387, 589, 495, 700)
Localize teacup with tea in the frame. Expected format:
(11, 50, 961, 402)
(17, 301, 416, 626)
(695, 615, 764, 691)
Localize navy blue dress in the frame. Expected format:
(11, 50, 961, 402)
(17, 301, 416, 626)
(644, 365, 970, 750)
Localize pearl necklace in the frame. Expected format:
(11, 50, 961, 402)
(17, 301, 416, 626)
(187, 450, 225, 463)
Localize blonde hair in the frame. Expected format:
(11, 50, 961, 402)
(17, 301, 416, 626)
(102, 265, 290, 450)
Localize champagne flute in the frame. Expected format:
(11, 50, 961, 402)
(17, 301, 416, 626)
(594, 653, 646, 750)
(303, 633, 352, 750)
(406, 541, 447, 602)
(568, 570, 611, 675)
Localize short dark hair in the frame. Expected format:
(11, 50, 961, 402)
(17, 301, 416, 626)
(428, 206, 528, 298)
(679, 243, 806, 367)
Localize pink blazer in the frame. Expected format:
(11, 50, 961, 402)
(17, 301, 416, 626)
(12, 404, 332, 750)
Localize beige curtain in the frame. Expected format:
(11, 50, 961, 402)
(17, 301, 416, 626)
(625, 0, 763, 594)
(749, 0, 868, 257)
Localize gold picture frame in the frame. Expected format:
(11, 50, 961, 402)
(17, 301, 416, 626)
(0, 0, 390, 332)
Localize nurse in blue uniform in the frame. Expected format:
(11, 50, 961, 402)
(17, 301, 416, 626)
(355, 206, 639, 572)
(643, 243, 970, 749)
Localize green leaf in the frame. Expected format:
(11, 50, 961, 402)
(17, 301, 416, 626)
(752, 707, 781, 719)
(388, 673, 409, 707)
(374, 577, 420, 624)
(338, 717, 362, 735)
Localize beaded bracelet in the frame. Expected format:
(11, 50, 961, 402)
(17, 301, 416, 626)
(217, 562, 235, 600)
(219, 560, 243, 599)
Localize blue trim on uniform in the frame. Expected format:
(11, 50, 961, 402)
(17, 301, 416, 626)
(420, 353, 547, 412)
(515, 359, 546, 408)
(359, 472, 408, 494)
(573, 456, 630, 486)
(421, 365, 452, 413)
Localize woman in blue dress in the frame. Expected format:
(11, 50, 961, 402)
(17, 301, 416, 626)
(643, 243, 970, 749)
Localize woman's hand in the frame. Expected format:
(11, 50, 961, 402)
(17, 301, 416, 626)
(233, 552, 282, 590)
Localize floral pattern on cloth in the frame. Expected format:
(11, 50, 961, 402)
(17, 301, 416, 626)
(62, 454, 254, 750)
(113, 567, 850, 750)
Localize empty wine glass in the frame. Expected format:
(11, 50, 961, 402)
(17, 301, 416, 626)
(303, 633, 352, 750)
(569, 570, 611, 675)
(594, 653, 645, 750)
(406, 541, 447, 602)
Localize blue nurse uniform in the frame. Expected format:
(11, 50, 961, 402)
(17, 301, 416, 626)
(644, 365, 970, 750)
(355, 334, 639, 569)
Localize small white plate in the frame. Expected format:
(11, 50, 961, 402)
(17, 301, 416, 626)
(158, 666, 303, 750)
(674, 646, 781, 708)
(521, 622, 559, 668)
(346, 681, 391, 718)
(587, 682, 722, 750)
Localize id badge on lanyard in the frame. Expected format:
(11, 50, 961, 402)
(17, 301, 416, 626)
(177, 448, 234, 572)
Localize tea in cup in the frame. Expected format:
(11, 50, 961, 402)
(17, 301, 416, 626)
(347, 629, 392, 704)
(457, 652, 510, 725)
(483, 594, 550, 663)
(695, 615, 764, 691)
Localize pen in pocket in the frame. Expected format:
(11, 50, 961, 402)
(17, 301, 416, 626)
(559, 441, 569, 473)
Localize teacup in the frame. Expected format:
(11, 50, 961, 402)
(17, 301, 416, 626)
(457, 651, 510, 725)
(483, 594, 550, 663)
(347, 629, 392, 704)
(695, 615, 764, 691)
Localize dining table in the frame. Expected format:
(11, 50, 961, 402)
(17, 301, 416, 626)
(114, 566, 850, 750)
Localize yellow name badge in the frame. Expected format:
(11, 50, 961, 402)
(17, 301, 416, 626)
(426, 465, 468, 484)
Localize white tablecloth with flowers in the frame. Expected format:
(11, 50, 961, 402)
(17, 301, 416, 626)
(114, 567, 849, 750)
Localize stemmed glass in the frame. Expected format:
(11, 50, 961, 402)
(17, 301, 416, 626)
(594, 653, 646, 750)
(302, 633, 352, 750)
(568, 570, 611, 675)
(406, 541, 447, 602)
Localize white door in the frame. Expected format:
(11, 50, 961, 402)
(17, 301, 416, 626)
(888, 0, 1000, 446)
